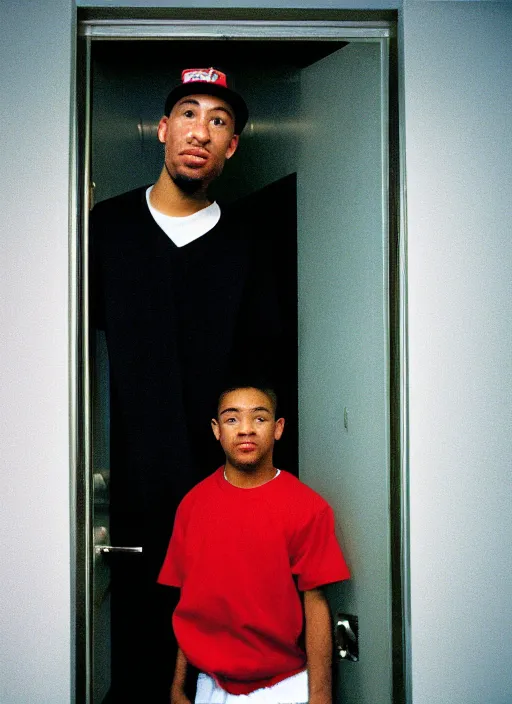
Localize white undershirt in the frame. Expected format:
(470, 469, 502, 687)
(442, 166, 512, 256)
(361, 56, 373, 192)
(223, 468, 281, 485)
(146, 186, 221, 247)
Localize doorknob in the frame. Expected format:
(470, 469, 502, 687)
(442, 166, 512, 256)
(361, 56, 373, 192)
(95, 545, 143, 555)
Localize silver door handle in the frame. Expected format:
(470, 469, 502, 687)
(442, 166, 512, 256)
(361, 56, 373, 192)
(95, 546, 143, 555)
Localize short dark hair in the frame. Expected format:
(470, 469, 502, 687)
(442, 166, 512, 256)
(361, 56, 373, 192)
(216, 380, 278, 418)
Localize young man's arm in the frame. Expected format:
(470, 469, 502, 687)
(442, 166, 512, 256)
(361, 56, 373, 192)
(304, 587, 333, 704)
(170, 647, 192, 704)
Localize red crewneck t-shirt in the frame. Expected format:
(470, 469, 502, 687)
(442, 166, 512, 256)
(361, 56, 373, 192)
(158, 468, 350, 694)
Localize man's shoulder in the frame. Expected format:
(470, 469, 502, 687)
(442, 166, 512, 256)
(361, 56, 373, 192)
(178, 469, 221, 509)
(91, 186, 149, 221)
(278, 470, 332, 511)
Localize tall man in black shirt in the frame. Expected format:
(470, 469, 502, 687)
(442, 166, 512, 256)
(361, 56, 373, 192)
(91, 68, 288, 702)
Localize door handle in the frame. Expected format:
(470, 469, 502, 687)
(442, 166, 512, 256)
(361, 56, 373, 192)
(95, 546, 143, 555)
(93, 526, 142, 555)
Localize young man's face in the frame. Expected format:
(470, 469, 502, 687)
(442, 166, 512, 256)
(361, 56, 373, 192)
(157, 93, 239, 189)
(211, 387, 284, 471)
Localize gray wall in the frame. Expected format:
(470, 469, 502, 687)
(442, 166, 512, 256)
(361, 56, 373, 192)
(2, 1, 512, 703)
(403, 2, 512, 703)
(92, 57, 167, 202)
(0, 1, 73, 703)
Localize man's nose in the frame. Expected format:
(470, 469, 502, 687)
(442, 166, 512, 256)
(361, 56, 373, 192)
(238, 419, 255, 434)
(188, 118, 210, 144)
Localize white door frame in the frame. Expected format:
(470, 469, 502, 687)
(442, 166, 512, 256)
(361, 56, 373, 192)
(70, 15, 410, 704)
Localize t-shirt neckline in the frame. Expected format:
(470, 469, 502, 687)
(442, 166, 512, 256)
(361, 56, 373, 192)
(215, 466, 284, 495)
(145, 185, 221, 248)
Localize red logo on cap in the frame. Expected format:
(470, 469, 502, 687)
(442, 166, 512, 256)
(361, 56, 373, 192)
(181, 68, 228, 88)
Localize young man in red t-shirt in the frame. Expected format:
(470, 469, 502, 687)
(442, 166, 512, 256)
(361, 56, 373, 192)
(158, 384, 350, 704)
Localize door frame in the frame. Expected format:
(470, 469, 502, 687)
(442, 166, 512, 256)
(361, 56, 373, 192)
(70, 14, 410, 704)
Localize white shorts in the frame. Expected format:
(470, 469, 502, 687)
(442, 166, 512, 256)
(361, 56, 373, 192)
(194, 670, 308, 704)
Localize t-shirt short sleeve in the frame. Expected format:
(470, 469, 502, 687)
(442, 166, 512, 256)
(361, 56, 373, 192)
(289, 504, 350, 591)
(157, 506, 186, 587)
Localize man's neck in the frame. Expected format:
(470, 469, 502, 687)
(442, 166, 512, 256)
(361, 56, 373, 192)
(150, 167, 211, 217)
(224, 460, 278, 489)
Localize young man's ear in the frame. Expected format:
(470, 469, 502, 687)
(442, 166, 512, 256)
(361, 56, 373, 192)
(211, 418, 220, 441)
(274, 417, 285, 441)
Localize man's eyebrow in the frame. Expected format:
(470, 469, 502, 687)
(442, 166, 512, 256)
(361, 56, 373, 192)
(209, 105, 234, 121)
(219, 405, 272, 416)
(177, 98, 234, 119)
(219, 407, 240, 416)
(177, 98, 200, 108)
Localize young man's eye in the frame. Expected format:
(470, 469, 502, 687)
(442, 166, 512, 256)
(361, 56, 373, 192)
(211, 116, 225, 126)
(225, 417, 237, 424)
(183, 110, 194, 118)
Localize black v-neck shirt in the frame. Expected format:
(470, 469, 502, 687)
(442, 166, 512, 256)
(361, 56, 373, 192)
(90, 186, 283, 559)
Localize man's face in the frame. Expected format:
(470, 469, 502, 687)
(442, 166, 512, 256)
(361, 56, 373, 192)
(157, 93, 239, 189)
(211, 387, 284, 471)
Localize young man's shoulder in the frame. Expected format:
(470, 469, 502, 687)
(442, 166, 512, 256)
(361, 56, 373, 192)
(279, 470, 331, 502)
(177, 468, 222, 509)
(177, 469, 334, 517)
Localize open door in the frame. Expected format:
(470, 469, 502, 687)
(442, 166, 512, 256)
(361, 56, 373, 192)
(79, 17, 401, 704)
(297, 42, 393, 704)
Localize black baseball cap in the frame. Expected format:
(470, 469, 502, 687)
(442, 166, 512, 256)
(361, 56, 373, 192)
(164, 67, 249, 136)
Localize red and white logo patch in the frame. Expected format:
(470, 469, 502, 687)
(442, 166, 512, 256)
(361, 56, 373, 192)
(181, 68, 228, 88)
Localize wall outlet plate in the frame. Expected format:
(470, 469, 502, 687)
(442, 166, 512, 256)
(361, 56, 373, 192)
(335, 613, 359, 662)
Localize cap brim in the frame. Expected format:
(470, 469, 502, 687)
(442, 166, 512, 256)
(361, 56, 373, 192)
(164, 82, 249, 135)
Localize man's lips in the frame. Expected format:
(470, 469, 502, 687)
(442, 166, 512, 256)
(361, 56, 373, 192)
(237, 442, 257, 451)
(180, 148, 209, 163)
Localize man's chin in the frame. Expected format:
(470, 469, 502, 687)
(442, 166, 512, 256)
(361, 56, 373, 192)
(171, 173, 205, 194)
(230, 458, 259, 472)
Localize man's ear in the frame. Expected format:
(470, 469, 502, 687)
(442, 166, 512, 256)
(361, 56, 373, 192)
(157, 116, 169, 144)
(225, 134, 239, 160)
(274, 417, 285, 441)
(211, 418, 220, 441)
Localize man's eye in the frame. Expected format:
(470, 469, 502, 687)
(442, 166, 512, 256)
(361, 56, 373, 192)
(211, 117, 225, 126)
(183, 110, 194, 118)
(226, 417, 237, 423)
(256, 417, 267, 423)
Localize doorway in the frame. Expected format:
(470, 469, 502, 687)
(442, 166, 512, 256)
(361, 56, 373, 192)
(75, 16, 404, 704)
